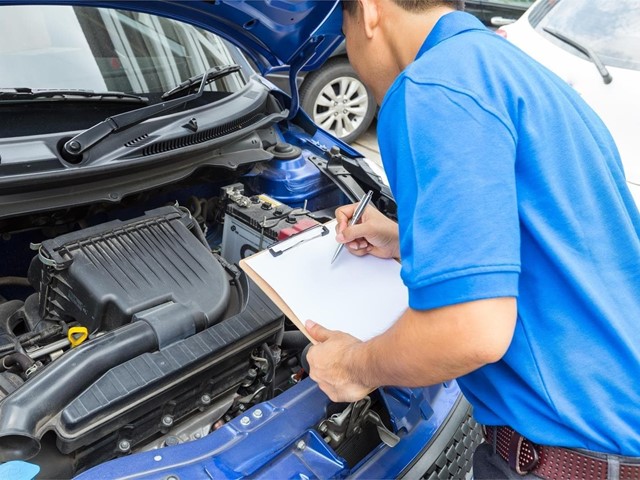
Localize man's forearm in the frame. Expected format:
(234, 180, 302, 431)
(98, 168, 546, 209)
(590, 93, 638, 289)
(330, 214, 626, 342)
(349, 297, 517, 389)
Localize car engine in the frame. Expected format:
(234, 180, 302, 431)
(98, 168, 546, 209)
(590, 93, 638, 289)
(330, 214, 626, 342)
(0, 187, 328, 477)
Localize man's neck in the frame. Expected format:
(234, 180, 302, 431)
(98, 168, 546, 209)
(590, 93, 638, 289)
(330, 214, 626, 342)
(384, 5, 454, 71)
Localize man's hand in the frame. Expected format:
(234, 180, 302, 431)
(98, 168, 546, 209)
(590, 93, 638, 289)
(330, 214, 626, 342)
(305, 320, 375, 402)
(335, 203, 400, 260)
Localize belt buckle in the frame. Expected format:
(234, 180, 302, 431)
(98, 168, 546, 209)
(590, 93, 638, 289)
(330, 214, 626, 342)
(508, 431, 540, 475)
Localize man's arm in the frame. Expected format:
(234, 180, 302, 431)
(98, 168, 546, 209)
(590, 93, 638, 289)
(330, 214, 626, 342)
(306, 296, 516, 402)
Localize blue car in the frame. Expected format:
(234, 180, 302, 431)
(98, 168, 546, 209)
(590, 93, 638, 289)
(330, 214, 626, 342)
(0, 2, 480, 479)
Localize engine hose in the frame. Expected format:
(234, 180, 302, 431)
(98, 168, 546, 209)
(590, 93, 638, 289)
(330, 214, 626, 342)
(1, 352, 34, 374)
(281, 330, 310, 351)
(0, 321, 159, 462)
(0, 277, 30, 287)
(0, 300, 24, 335)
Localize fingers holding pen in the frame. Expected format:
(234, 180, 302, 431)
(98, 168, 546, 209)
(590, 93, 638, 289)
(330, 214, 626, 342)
(335, 200, 401, 259)
(335, 202, 358, 234)
(335, 203, 375, 252)
(338, 223, 374, 254)
(335, 195, 373, 233)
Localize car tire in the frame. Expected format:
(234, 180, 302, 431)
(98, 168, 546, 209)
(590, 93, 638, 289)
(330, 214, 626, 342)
(299, 58, 376, 144)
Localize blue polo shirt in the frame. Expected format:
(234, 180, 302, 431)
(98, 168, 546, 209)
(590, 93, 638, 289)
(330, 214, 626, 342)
(377, 11, 640, 455)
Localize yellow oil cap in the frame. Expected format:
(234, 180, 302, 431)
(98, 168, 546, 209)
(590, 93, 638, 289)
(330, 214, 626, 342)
(68, 326, 89, 348)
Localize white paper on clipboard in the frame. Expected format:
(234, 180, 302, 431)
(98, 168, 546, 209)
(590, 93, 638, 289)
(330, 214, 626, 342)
(240, 220, 407, 342)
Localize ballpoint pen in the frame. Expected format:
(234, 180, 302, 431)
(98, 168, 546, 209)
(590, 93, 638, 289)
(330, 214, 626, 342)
(331, 190, 374, 264)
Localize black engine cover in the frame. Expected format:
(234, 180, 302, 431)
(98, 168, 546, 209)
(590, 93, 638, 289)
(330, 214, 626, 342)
(28, 206, 230, 332)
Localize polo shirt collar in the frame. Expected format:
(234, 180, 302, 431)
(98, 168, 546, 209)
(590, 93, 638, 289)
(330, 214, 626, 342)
(417, 11, 487, 59)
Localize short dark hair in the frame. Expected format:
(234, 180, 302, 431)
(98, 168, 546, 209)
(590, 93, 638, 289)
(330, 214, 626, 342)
(342, 0, 465, 16)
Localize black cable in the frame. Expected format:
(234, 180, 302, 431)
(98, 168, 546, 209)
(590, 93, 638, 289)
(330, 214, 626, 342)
(261, 342, 276, 400)
(0, 324, 63, 356)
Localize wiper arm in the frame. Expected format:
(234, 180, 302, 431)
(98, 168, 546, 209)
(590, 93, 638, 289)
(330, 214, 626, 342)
(161, 64, 241, 100)
(63, 65, 241, 159)
(543, 27, 613, 84)
(0, 88, 148, 103)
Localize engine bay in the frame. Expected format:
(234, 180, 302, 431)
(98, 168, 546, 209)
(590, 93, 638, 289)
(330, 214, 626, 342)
(0, 136, 397, 477)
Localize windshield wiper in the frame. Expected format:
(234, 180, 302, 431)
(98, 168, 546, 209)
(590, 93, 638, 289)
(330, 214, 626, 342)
(543, 27, 613, 84)
(161, 64, 241, 100)
(0, 88, 148, 103)
(62, 64, 242, 160)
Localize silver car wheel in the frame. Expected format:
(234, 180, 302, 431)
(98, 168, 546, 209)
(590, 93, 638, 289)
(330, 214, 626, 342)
(300, 58, 376, 144)
(312, 76, 370, 140)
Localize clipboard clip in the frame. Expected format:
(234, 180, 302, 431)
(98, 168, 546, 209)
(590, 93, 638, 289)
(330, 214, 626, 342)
(268, 224, 329, 257)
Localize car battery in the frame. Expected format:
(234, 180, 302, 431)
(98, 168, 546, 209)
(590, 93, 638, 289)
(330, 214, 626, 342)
(220, 184, 319, 265)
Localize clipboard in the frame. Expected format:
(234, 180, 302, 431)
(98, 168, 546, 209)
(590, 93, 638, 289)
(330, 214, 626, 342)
(239, 220, 408, 343)
(240, 224, 330, 341)
(267, 224, 329, 257)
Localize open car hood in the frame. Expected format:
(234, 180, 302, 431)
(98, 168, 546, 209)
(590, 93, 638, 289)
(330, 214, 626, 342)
(1, 0, 343, 73)
(1, 0, 344, 114)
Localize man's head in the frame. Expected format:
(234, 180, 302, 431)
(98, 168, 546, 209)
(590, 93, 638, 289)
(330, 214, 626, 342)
(341, 0, 463, 103)
(342, 0, 464, 16)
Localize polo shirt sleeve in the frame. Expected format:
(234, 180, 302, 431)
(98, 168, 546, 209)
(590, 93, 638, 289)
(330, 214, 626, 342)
(378, 79, 521, 310)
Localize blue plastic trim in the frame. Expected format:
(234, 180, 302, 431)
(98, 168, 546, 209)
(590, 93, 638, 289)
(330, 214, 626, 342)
(0, 461, 40, 480)
(75, 380, 461, 479)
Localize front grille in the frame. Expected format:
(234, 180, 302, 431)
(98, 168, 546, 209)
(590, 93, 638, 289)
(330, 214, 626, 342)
(141, 112, 265, 156)
(422, 406, 484, 480)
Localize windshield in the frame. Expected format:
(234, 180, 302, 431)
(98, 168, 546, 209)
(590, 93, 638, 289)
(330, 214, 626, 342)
(528, 0, 640, 70)
(0, 5, 247, 95)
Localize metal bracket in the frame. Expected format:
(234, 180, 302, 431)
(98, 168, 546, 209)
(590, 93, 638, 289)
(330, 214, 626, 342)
(318, 396, 400, 449)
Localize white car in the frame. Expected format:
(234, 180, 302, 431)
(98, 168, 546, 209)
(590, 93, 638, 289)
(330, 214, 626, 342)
(499, 0, 640, 206)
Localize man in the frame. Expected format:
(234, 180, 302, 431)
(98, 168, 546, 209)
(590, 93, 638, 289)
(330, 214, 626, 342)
(304, 0, 640, 478)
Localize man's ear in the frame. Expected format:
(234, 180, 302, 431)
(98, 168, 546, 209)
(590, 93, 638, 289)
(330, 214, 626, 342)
(359, 0, 380, 39)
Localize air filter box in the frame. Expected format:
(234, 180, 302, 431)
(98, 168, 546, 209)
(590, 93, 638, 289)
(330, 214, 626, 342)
(28, 206, 230, 332)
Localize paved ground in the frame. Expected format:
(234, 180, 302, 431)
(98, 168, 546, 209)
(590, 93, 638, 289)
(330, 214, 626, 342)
(350, 120, 382, 167)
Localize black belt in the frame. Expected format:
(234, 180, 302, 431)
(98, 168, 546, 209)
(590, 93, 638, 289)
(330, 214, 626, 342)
(484, 426, 640, 479)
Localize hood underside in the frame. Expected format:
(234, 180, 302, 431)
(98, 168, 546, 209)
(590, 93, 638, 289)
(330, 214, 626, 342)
(2, 0, 344, 75)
